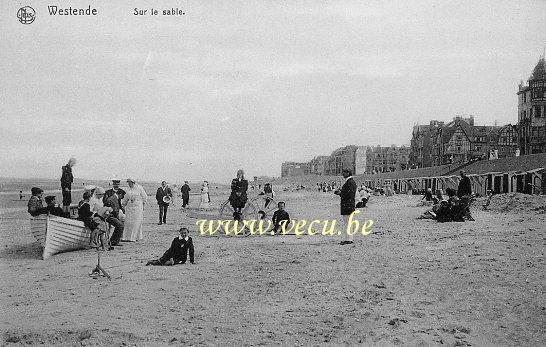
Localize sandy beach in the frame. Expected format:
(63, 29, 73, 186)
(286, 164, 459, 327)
(1, 187, 544, 346)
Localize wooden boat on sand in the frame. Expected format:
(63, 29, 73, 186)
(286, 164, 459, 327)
(29, 215, 91, 260)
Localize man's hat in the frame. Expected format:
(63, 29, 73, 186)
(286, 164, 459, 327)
(112, 179, 121, 183)
(31, 187, 43, 195)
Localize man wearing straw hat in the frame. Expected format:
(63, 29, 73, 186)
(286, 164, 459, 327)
(155, 181, 172, 225)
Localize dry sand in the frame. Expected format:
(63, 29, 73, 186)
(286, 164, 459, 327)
(1, 189, 545, 346)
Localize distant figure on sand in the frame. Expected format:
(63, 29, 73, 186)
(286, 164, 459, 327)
(155, 181, 172, 225)
(422, 188, 433, 202)
(146, 227, 195, 266)
(121, 178, 148, 241)
(199, 181, 210, 209)
(229, 169, 248, 218)
(180, 181, 191, 208)
(334, 169, 357, 245)
(60, 157, 76, 214)
(19, 190, 23, 200)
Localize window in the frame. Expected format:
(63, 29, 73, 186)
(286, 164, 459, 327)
(457, 146, 461, 151)
(476, 146, 481, 151)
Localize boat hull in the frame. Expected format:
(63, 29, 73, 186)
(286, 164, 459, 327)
(42, 216, 91, 260)
(29, 215, 48, 247)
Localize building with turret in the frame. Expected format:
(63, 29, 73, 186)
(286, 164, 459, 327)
(518, 56, 546, 154)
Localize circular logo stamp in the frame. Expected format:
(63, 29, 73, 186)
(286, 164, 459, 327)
(17, 6, 35, 24)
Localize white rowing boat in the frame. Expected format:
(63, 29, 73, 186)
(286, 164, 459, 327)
(29, 215, 91, 260)
(29, 215, 48, 247)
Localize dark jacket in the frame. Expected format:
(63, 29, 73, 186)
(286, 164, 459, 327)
(103, 188, 126, 217)
(60, 165, 73, 189)
(28, 196, 48, 217)
(161, 236, 194, 264)
(457, 176, 472, 197)
(337, 177, 357, 215)
(156, 186, 173, 205)
(272, 210, 290, 229)
(77, 202, 97, 230)
(180, 184, 191, 198)
(229, 178, 248, 208)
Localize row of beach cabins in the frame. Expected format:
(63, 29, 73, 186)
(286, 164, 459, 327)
(358, 153, 546, 196)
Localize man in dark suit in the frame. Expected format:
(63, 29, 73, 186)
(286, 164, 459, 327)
(146, 227, 195, 265)
(180, 181, 191, 208)
(457, 170, 474, 221)
(155, 181, 172, 225)
(457, 170, 472, 197)
(103, 179, 126, 246)
(334, 168, 357, 245)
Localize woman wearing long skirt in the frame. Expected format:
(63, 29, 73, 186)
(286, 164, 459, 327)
(199, 181, 210, 209)
(121, 178, 148, 241)
(228, 169, 248, 218)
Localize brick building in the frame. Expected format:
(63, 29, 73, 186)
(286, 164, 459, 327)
(518, 56, 546, 155)
(280, 161, 310, 177)
(366, 145, 410, 173)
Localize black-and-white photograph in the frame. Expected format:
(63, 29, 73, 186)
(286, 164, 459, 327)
(1, 1, 545, 345)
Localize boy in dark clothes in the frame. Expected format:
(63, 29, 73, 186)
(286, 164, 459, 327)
(44, 196, 70, 218)
(146, 227, 195, 266)
(272, 201, 290, 234)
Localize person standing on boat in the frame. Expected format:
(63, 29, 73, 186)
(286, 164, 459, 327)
(60, 157, 76, 214)
(229, 169, 248, 219)
(121, 178, 148, 241)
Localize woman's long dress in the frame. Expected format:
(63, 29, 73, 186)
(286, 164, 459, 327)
(229, 178, 248, 209)
(122, 185, 148, 241)
(199, 186, 210, 209)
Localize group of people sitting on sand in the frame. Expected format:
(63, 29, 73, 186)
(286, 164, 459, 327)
(418, 170, 475, 222)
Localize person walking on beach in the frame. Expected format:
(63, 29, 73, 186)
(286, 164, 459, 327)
(334, 169, 357, 245)
(156, 181, 172, 225)
(122, 178, 148, 241)
(181, 181, 191, 208)
(199, 181, 211, 209)
(60, 157, 76, 214)
(229, 169, 248, 219)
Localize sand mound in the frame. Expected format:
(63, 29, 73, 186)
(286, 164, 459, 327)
(2, 328, 150, 345)
(482, 193, 546, 213)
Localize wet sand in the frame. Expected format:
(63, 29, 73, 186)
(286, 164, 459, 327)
(1, 190, 545, 346)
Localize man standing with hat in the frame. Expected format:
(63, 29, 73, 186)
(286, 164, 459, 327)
(103, 179, 126, 246)
(156, 181, 172, 225)
(180, 181, 191, 208)
(60, 157, 76, 214)
(334, 168, 357, 245)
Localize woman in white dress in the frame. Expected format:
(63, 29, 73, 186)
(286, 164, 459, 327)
(121, 178, 148, 241)
(199, 181, 210, 209)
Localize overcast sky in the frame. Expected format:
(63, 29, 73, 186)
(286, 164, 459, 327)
(1, 0, 545, 183)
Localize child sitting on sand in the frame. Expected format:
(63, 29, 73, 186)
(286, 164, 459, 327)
(146, 227, 195, 266)
(272, 201, 290, 234)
